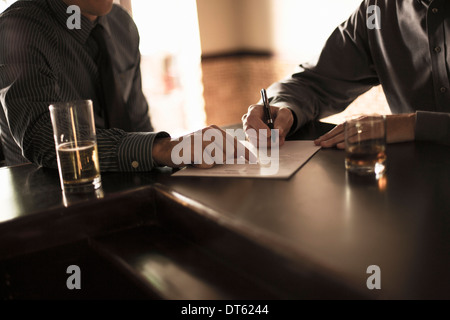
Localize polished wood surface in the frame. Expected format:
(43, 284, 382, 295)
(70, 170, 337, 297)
(1, 122, 449, 299)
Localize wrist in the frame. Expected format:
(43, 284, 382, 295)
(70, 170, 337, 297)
(152, 137, 177, 167)
(386, 113, 416, 143)
(286, 107, 297, 136)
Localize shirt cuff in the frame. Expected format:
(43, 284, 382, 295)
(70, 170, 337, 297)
(268, 101, 302, 135)
(286, 108, 299, 136)
(117, 131, 170, 171)
(415, 111, 450, 145)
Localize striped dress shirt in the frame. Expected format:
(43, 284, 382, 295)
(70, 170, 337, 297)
(0, 0, 169, 171)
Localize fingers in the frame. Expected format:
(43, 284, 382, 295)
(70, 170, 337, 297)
(243, 114, 270, 148)
(242, 104, 292, 148)
(243, 105, 273, 144)
(190, 126, 254, 169)
(314, 123, 361, 149)
(233, 137, 258, 164)
(217, 125, 254, 164)
(314, 123, 345, 148)
(243, 105, 268, 131)
(314, 118, 381, 150)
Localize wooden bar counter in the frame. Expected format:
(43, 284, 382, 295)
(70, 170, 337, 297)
(0, 122, 449, 300)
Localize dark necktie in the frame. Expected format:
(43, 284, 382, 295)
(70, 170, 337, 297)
(90, 24, 133, 131)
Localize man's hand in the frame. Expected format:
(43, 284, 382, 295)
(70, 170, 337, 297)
(242, 104, 294, 147)
(314, 113, 417, 149)
(152, 125, 253, 169)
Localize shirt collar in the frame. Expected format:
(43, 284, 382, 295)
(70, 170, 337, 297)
(418, 0, 434, 6)
(47, 0, 111, 44)
(97, 14, 113, 38)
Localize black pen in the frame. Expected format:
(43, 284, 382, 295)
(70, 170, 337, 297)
(260, 88, 274, 129)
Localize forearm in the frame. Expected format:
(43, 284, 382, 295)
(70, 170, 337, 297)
(266, 70, 375, 135)
(386, 113, 416, 144)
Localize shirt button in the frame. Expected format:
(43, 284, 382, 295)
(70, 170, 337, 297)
(440, 87, 447, 93)
(434, 46, 442, 53)
(432, 8, 439, 14)
(131, 161, 139, 169)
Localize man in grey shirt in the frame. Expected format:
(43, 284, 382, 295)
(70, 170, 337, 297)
(243, 0, 450, 148)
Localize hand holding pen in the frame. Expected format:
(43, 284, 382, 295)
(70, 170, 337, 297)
(241, 88, 294, 147)
(260, 88, 274, 130)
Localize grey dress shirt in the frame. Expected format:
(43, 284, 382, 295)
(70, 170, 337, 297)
(268, 0, 450, 145)
(0, 0, 169, 170)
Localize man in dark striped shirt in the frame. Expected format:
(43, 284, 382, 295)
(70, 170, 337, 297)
(0, 0, 245, 171)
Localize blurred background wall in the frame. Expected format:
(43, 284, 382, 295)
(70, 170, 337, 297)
(131, 0, 390, 134)
(195, 0, 390, 128)
(1, 0, 391, 136)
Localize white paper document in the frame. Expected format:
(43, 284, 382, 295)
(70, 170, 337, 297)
(172, 141, 321, 179)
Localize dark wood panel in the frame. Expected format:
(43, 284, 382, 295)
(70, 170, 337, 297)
(152, 186, 369, 299)
(0, 122, 449, 299)
(91, 226, 281, 299)
(0, 240, 157, 300)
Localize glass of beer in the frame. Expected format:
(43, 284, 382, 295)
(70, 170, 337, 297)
(344, 114, 387, 176)
(49, 100, 101, 192)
